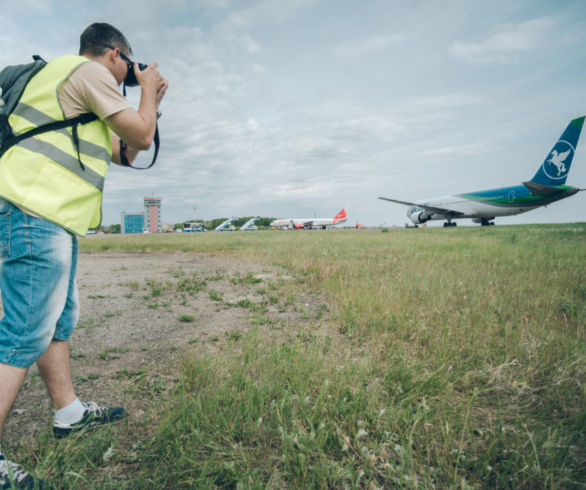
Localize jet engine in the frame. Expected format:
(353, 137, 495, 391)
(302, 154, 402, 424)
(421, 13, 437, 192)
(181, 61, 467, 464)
(409, 210, 432, 224)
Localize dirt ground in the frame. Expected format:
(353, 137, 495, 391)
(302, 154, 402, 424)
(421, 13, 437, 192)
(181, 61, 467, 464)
(2, 251, 329, 449)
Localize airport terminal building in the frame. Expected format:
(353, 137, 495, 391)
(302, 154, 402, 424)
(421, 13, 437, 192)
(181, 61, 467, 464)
(121, 197, 162, 234)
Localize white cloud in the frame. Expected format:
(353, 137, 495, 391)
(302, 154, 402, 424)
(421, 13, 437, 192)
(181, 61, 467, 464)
(241, 34, 261, 53)
(451, 16, 557, 64)
(252, 63, 268, 74)
(420, 143, 487, 158)
(334, 35, 403, 62)
(1, 0, 51, 15)
(218, 0, 322, 32)
(264, 182, 337, 199)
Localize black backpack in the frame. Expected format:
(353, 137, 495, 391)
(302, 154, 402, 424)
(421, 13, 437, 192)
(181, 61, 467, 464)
(0, 55, 158, 169)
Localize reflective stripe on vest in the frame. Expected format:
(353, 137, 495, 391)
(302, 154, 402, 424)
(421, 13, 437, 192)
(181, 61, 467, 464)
(12, 102, 109, 190)
(17, 137, 105, 190)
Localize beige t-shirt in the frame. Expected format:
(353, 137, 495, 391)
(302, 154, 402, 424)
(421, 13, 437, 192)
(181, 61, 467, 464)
(59, 60, 130, 119)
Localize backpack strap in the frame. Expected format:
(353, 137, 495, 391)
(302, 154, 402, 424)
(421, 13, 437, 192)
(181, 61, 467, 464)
(1, 113, 98, 169)
(1, 112, 98, 161)
(12, 112, 98, 143)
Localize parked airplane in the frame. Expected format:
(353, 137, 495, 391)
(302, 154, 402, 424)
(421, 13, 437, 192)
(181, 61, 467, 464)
(379, 116, 584, 227)
(270, 208, 348, 229)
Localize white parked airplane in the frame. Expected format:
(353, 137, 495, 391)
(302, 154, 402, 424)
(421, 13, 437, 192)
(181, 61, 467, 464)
(379, 117, 584, 227)
(270, 208, 347, 229)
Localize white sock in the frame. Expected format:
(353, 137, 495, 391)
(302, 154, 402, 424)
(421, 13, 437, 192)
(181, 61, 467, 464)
(54, 398, 85, 425)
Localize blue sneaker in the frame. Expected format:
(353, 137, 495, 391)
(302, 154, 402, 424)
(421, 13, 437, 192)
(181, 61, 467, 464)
(0, 455, 48, 489)
(52, 401, 125, 439)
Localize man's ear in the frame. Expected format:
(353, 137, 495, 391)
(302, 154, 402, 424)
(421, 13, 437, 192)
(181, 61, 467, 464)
(106, 47, 118, 63)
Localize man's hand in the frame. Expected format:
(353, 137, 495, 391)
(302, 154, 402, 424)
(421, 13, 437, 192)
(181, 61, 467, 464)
(135, 62, 168, 106)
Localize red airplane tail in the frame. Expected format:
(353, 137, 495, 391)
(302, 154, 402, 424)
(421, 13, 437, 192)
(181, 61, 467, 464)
(333, 208, 347, 223)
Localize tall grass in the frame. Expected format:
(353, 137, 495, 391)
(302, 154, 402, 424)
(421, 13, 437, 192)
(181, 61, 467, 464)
(14, 224, 585, 488)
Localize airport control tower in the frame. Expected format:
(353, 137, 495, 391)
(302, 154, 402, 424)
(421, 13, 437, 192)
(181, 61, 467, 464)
(144, 197, 162, 233)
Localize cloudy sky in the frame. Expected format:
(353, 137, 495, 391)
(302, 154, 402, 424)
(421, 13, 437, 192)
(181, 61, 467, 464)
(2, 0, 585, 227)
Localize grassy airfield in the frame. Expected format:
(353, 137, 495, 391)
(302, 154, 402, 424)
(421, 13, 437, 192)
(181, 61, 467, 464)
(20, 224, 585, 488)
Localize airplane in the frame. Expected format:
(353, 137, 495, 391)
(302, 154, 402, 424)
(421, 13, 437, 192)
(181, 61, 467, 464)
(379, 116, 584, 227)
(270, 208, 347, 229)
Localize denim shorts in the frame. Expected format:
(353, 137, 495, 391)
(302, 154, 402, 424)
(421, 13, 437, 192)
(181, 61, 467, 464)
(0, 198, 79, 368)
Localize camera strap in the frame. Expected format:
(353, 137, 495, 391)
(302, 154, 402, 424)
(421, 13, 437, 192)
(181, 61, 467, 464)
(119, 122, 159, 170)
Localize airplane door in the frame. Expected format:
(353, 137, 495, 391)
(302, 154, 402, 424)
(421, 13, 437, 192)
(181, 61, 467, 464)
(508, 190, 515, 202)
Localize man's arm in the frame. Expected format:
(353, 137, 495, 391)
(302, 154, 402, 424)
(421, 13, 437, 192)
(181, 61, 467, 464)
(107, 62, 167, 165)
(111, 133, 140, 166)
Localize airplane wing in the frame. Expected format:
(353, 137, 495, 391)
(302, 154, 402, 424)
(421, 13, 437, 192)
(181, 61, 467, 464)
(302, 220, 314, 227)
(378, 197, 464, 216)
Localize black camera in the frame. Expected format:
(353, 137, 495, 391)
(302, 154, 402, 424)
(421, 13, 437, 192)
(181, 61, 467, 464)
(102, 45, 147, 88)
(124, 61, 147, 87)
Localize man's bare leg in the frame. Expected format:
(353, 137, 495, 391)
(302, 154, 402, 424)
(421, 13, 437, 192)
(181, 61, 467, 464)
(36, 339, 76, 410)
(0, 363, 28, 440)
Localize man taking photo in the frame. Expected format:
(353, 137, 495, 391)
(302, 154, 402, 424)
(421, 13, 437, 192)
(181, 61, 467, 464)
(0, 22, 168, 488)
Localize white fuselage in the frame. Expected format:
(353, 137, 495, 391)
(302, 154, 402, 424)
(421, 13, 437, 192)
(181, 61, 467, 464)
(407, 194, 537, 224)
(270, 217, 343, 228)
(271, 208, 348, 229)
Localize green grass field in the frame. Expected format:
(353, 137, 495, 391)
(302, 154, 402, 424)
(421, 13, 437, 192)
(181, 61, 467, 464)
(15, 224, 586, 488)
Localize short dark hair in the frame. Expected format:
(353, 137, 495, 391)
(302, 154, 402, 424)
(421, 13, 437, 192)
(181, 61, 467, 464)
(79, 23, 132, 57)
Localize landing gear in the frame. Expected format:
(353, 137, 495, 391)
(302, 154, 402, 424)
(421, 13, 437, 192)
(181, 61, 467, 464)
(443, 221, 457, 227)
(480, 219, 495, 226)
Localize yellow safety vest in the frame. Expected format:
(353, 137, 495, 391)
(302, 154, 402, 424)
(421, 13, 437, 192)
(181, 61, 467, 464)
(0, 55, 112, 236)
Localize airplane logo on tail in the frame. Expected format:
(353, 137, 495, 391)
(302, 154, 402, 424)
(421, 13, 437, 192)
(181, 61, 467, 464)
(544, 141, 573, 180)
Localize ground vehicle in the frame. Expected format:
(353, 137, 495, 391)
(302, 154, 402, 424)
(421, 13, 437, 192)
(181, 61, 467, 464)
(183, 221, 206, 232)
